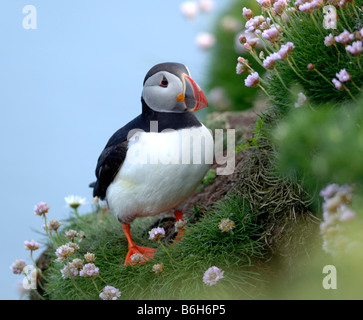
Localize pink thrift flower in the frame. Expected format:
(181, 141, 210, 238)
(339, 208, 356, 222)
(262, 27, 280, 42)
(244, 43, 252, 51)
(245, 72, 260, 88)
(195, 32, 216, 50)
(180, 1, 199, 19)
(262, 53, 280, 69)
(10, 260, 26, 275)
(346, 41, 363, 55)
(203, 266, 224, 286)
(245, 15, 265, 33)
(61, 263, 79, 279)
(332, 78, 343, 90)
(99, 286, 121, 300)
(336, 69, 351, 82)
(236, 62, 247, 74)
(148, 227, 166, 241)
(80, 263, 99, 278)
(256, 0, 271, 8)
(311, 0, 324, 8)
(198, 0, 215, 13)
(273, 0, 287, 15)
(34, 202, 50, 216)
(277, 42, 294, 60)
(248, 38, 260, 49)
(324, 34, 335, 47)
(299, 2, 314, 13)
(242, 7, 253, 20)
(320, 184, 340, 200)
(334, 30, 354, 45)
(24, 240, 40, 252)
(55, 244, 75, 262)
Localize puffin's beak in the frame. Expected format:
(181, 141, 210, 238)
(180, 73, 208, 112)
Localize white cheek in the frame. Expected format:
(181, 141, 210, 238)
(142, 81, 183, 112)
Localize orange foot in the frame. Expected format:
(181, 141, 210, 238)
(122, 224, 156, 266)
(124, 245, 156, 266)
(171, 210, 185, 246)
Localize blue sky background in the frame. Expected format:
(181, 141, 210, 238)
(0, 0, 228, 299)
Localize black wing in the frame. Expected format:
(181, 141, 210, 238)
(91, 115, 145, 199)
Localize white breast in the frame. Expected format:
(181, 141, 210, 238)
(106, 125, 214, 224)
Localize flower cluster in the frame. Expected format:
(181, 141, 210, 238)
(203, 266, 224, 286)
(319, 184, 357, 256)
(99, 286, 121, 300)
(34, 202, 50, 216)
(80, 263, 99, 278)
(65, 229, 85, 242)
(324, 29, 363, 90)
(149, 227, 166, 241)
(239, 2, 297, 92)
(180, 1, 216, 50)
(24, 240, 41, 252)
(61, 262, 79, 279)
(332, 69, 352, 90)
(10, 260, 27, 275)
(11, 199, 123, 300)
(55, 244, 75, 262)
(218, 218, 235, 232)
(239, 0, 362, 106)
(130, 253, 144, 264)
(47, 219, 61, 232)
(295, 0, 324, 13)
(152, 263, 165, 274)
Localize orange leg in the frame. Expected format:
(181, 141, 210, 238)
(122, 224, 156, 266)
(171, 210, 185, 246)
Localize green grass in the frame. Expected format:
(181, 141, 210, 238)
(41, 194, 266, 300)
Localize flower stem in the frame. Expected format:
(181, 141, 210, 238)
(357, 56, 363, 72)
(66, 257, 88, 299)
(91, 278, 100, 294)
(97, 274, 108, 285)
(74, 208, 82, 219)
(274, 68, 290, 91)
(258, 84, 272, 98)
(339, 8, 352, 32)
(350, 79, 362, 92)
(287, 58, 311, 84)
(55, 230, 65, 245)
(350, 2, 360, 20)
(158, 239, 177, 264)
(313, 68, 335, 87)
(344, 85, 358, 102)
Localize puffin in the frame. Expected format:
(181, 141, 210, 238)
(90, 62, 214, 265)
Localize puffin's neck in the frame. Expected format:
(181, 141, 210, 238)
(140, 98, 202, 131)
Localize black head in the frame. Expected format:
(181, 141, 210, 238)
(142, 62, 208, 114)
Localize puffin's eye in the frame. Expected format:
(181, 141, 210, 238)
(160, 76, 169, 88)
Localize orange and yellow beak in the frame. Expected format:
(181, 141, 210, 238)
(178, 73, 208, 112)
